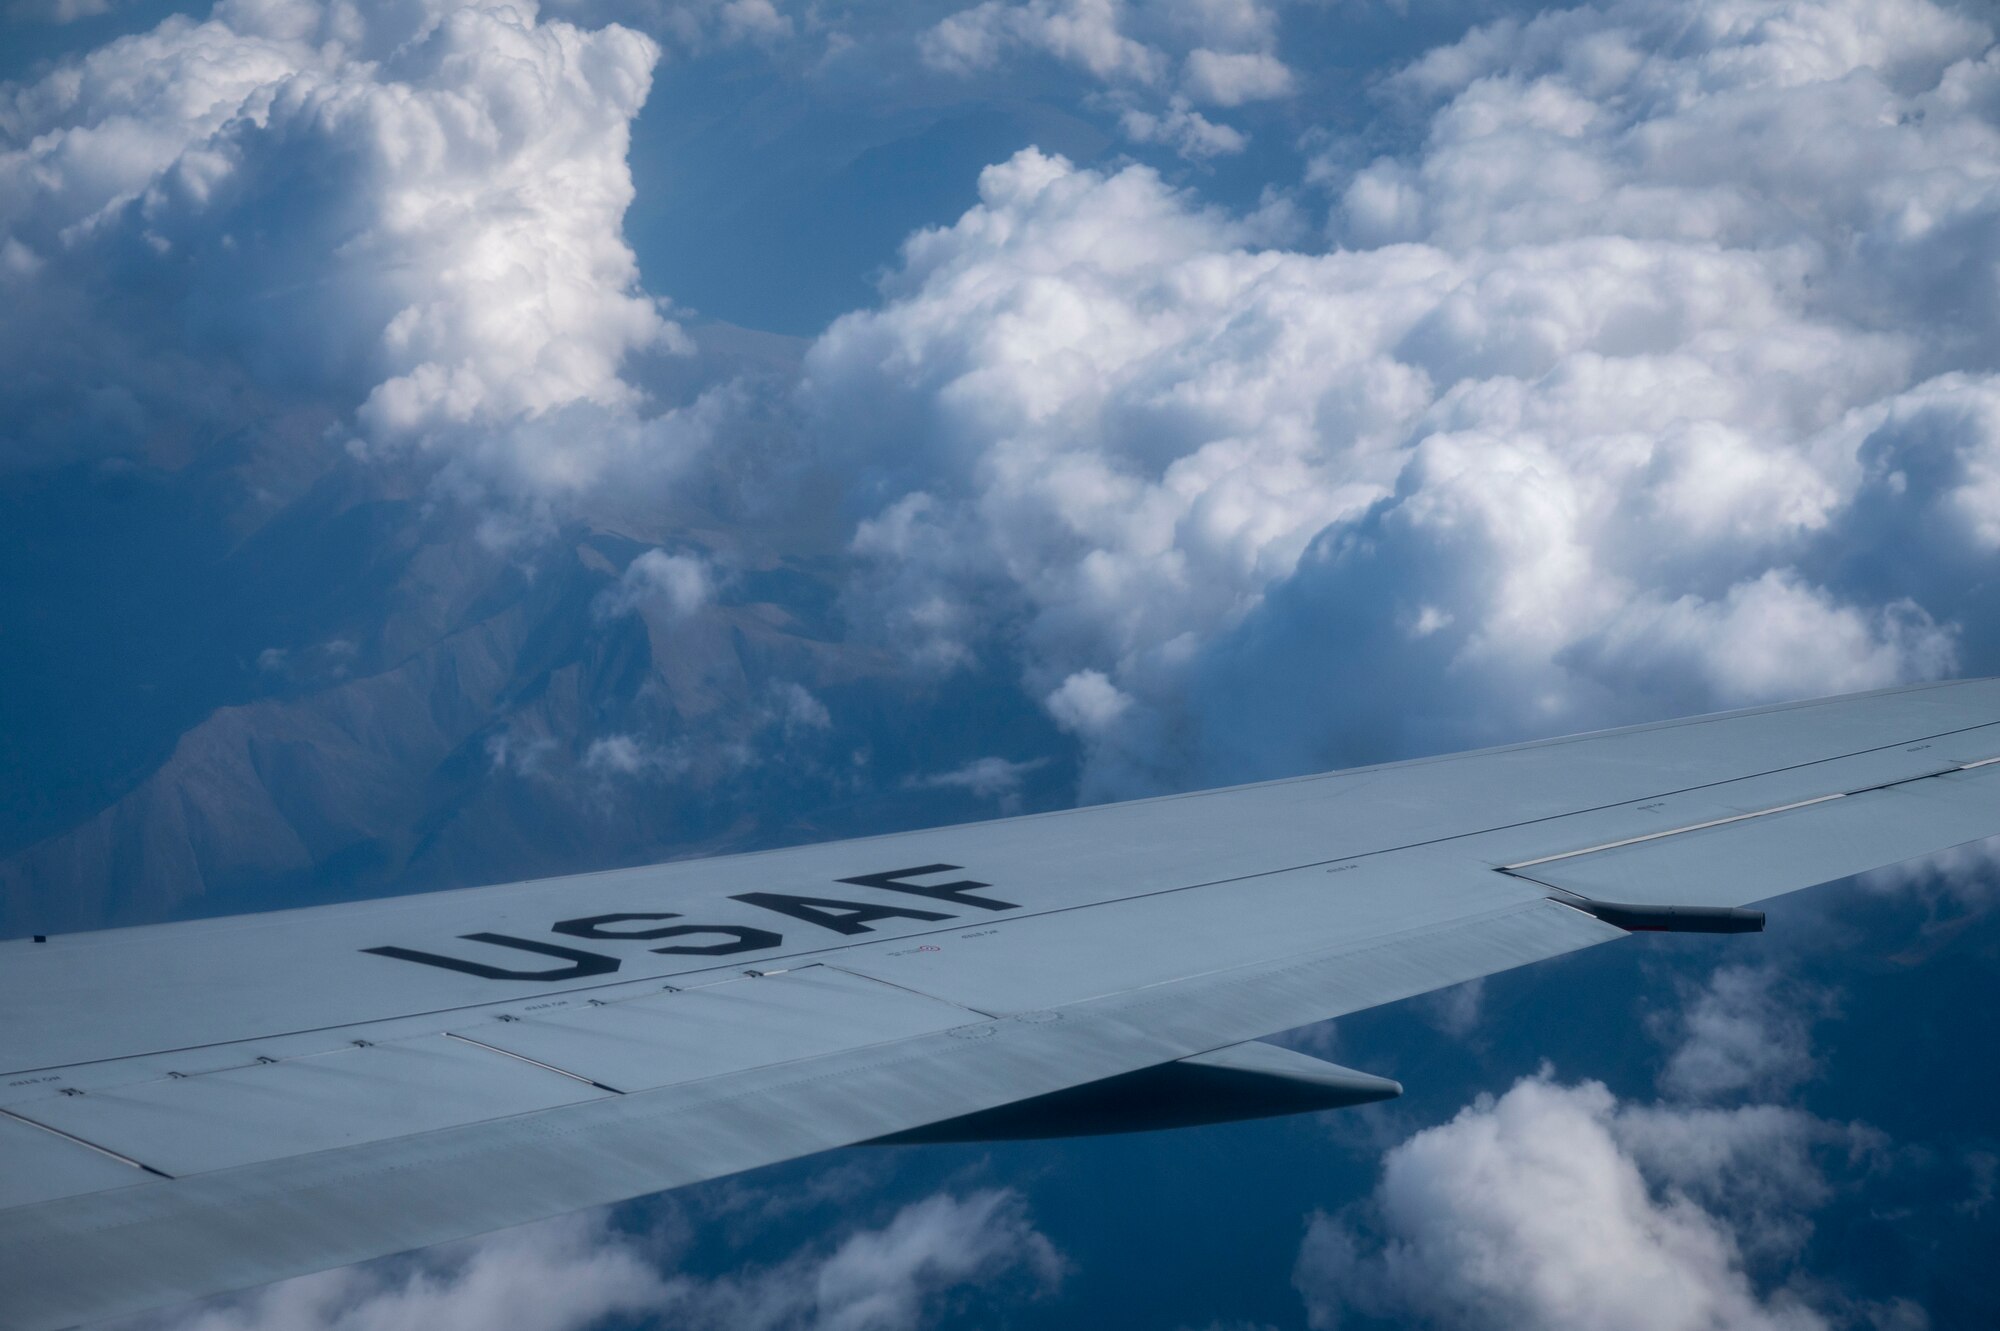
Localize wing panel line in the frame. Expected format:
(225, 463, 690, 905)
(441, 1034, 626, 1095)
(819, 964, 1002, 1018)
(1501, 794, 1849, 869)
(0, 1106, 172, 1180)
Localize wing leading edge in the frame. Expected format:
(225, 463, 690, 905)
(5, 678, 2000, 1330)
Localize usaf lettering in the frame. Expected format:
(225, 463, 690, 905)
(360, 865, 1017, 981)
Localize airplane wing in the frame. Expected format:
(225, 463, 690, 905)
(7, 678, 2000, 1330)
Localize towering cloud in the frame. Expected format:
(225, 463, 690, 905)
(1, 0, 681, 495)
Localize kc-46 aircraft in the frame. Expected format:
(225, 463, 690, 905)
(8, 679, 2000, 1329)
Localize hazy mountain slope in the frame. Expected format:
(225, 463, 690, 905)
(0, 482, 1068, 936)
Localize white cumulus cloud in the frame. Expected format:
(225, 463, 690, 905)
(1653, 963, 1837, 1103)
(1182, 48, 1292, 106)
(918, 0, 1169, 84)
(1294, 1073, 1870, 1331)
(1120, 98, 1248, 158)
(605, 549, 718, 620)
(915, 0, 1289, 156)
(809, 0, 2000, 799)
(1045, 669, 1135, 736)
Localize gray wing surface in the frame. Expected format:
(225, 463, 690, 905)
(7, 678, 2000, 1330)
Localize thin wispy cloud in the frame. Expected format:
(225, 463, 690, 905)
(133, 1187, 1062, 1331)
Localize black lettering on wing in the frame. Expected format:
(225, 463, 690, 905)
(648, 925, 784, 955)
(836, 864, 1019, 912)
(731, 892, 953, 935)
(553, 913, 685, 940)
(362, 933, 621, 981)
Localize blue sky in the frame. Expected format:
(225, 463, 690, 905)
(4, 0, 2000, 1326)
